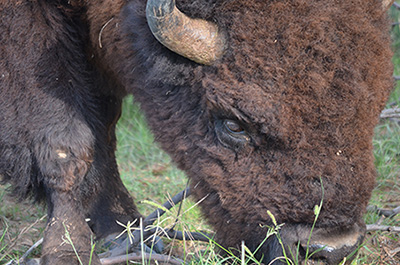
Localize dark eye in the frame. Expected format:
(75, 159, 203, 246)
(224, 120, 245, 134)
(215, 119, 250, 150)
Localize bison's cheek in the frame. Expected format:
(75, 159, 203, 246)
(189, 148, 316, 225)
(189, 142, 372, 231)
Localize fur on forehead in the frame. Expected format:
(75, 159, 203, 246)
(198, 0, 392, 134)
(133, 0, 391, 135)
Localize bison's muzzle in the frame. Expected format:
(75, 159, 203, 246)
(263, 222, 365, 264)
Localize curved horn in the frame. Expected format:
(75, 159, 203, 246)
(146, 0, 226, 65)
(382, 0, 395, 11)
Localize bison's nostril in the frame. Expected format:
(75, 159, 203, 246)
(282, 243, 330, 265)
(307, 244, 335, 253)
(297, 239, 360, 264)
(297, 241, 356, 265)
(295, 243, 329, 265)
(303, 244, 336, 264)
(305, 258, 328, 265)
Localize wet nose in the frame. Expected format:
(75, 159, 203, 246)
(279, 222, 365, 265)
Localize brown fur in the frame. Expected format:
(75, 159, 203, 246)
(0, 0, 393, 264)
(91, 0, 393, 248)
(0, 1, 140, 263)
(92, 0, 393, 261)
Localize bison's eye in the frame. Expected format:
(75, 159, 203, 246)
(215, 119, 250, 150)
(224, 120, 244, 134)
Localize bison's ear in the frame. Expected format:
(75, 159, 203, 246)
(382, 0, 395, 12)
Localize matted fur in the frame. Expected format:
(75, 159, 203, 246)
(106, 0, 393, 252)
(0, 0, 394, 264)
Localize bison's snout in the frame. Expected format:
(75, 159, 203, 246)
(264, 222, 365, 265)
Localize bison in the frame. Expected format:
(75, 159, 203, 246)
(0, 0, 394, 264)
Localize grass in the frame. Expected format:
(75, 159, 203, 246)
(0, 189, 46, 263)
(2, 5, 400, 265)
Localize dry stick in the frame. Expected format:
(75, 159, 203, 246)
(99, 187, 212, 264)
(387, 76, 400, 106)
(169, 179, 190, 232)
(380, 75, 400, 118)
(165, 229, 211, 242)
(18, 238, 43, 263)
(100, 187, 211, 259)
(139, 187, 212, 242)
(389, 246, 400, 256)
(98, 17, 114, 48)
(380, 107, 400, 119)
(11, 188, 204, 265)
(132, 187, 192, 246)
(100, 252, 184, 265)
(3, 215, 47, 265)
(139, 226, 212, 243)
(367, 205, 400, 217)
(366, 205, 400, 233)
(138, 187, 212, 242)
(133, 186, 211, 244)
(366, 224, 400, 233)
(144, 187, 191, 227)
(3, 215, 46, 254)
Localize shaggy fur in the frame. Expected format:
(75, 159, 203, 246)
(0, 0, 393, 264)
(0, 1, 140, 263)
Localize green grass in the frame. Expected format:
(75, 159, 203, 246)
(114, 98, 205, 233)
(353, 7, 400, 264)
(0, 187, 46, 263)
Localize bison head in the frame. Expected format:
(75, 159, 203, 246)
(120, 0, 394, 263)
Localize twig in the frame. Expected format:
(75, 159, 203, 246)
(165, 229, 212, 242)
(8, 252, 184, 265)
(366, 224, 400, 233)
(19, 238, 43, 263)
(2, 215, 46, 264)
(170, 179, 190, 232)
(139, 225, 212, 243)
(380, 108, 400, 119)
(100, 187, 193, 258)
(131, 187, 191, 245)
(134, 187, 192, 248)
(98, 17, 114, 48)
(12, 188, 204, 263)
(100, 251, 184, 265)
(367, 205, 400, 217)
(389, 246, 400, 256)
(5, 238, 42, 265)
(144, 187, 191, 227)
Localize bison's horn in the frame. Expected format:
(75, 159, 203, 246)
(146, 0, 226, 65)
(382, 0, 395, 11)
